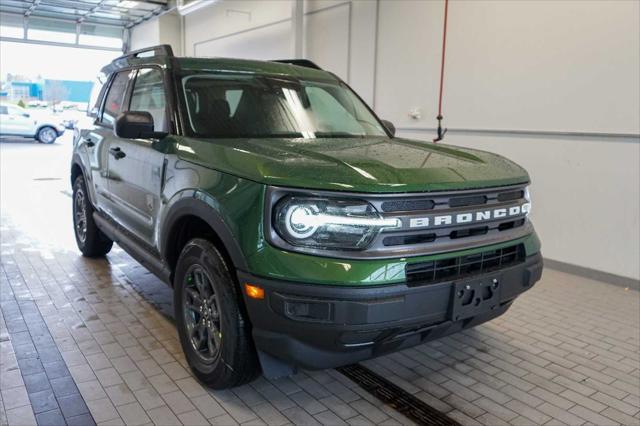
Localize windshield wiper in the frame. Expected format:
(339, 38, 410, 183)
(313, 132, 365, 138)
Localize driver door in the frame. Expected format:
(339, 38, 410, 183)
(106, 67, 169, 247)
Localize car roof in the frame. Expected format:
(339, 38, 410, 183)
(101, 45, 338, 82)
(175, 57, 338, 81)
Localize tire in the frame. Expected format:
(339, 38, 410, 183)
(72, 175, 113, 257)
(174, 239, 260, 389)
(37, 126, 58, 144)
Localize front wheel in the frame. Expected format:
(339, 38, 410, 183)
(174, 239, 260, 389)
(37, 126, 58, 144)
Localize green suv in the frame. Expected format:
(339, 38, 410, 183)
(71, 45, 542, 389)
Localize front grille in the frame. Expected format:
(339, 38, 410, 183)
(449, 195, 487, 207)
(405, 244, 526, 286)
(369, 184, 531, 254)
(380, 199, 435, 212)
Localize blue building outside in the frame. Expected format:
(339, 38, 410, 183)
(8, 81, 42, 100)
(3, 80, 93, 103)
(44, 79, 94, 103)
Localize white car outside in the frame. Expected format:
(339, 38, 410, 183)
(0, 104, 65, 144)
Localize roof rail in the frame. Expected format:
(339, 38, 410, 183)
(116, 44, 174, 62)
(272, 59, 322, 70)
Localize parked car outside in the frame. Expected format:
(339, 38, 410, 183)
(0, 103, 65, 143)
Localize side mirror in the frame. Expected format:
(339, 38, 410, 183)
(114, 111, 167, 139)
(381, 119, 396, 137)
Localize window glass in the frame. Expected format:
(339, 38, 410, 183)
(225, 90, 243, 116)
(28, 29, 76, 44)
(101, 70, 133, 126)
(0, 106, 7, 115)
(305, 86, 362, 135)
(88, 72, 108, 117)
(129, 68, 167, 132)
(181, 74, 386, 139)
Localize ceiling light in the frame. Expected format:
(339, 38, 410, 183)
(177, 0, 220, 16)
(119, 1, 139, 8)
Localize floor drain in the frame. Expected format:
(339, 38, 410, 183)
(337, 364, 461, 426)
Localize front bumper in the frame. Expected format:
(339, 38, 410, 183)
(240, 252, 543, 369)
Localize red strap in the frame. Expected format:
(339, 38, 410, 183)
(434, 0, 449, 143)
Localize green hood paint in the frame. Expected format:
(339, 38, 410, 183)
(175, 136, 529, 193)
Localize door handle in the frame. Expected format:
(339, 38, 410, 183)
(109, 147, 126, 160)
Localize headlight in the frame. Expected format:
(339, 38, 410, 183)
(523, 186, 532, 215)
(273, 196, 400, 250)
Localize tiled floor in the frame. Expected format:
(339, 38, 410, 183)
(1, 136, 639, 426)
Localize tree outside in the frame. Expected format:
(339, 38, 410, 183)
(44, 80, 69, 110)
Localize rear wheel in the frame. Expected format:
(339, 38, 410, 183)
(174, 239, 260, 389)
(37, 126, 57, 144)
(72, 175, 113, 257)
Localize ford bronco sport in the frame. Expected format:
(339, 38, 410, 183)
(71, 45, 542, 389)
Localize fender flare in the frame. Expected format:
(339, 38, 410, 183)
(160, 193, 249, 272)
(70, 153, 99, 207)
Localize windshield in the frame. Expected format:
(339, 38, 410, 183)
(181, 74, 388, 139)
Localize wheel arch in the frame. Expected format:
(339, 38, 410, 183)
(70, 162, 83, 186)
(161, 195, 249, 284)
(70, 154, 98, 207)
(35, 124, 57, 137)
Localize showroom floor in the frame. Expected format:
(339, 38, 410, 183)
(1, 136, 639, 426)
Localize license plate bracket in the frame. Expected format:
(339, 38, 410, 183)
(450, 276, 502, 322)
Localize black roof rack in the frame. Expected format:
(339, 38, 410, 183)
(115, 44, 174, 62)
(272, 59, 322, 70)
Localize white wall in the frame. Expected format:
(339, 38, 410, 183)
(130, 19, 159, 52)
(130, 0, 640, 280)
(376, 0, 640, 281)
(129, 13, 182, 56)
(185, 0, 292, 58)
(375, 0, 640, 134)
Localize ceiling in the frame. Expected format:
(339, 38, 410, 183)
(0, 0, 170, 28)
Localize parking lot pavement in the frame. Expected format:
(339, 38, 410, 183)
(1, 137, 639, 426)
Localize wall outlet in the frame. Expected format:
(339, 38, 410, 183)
(409, 108, 422, 120)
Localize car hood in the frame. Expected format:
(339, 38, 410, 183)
(174, 136, 529, 193)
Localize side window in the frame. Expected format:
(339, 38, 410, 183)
(129, 68, 167, 132)
(88, 72, 108, 118)
(0, 106, 8, 115)
(101, 70, 133, 126)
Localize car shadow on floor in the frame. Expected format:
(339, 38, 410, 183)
(0, 137, 41, 144)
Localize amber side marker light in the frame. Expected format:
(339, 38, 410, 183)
(245, 284, 265, 300)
